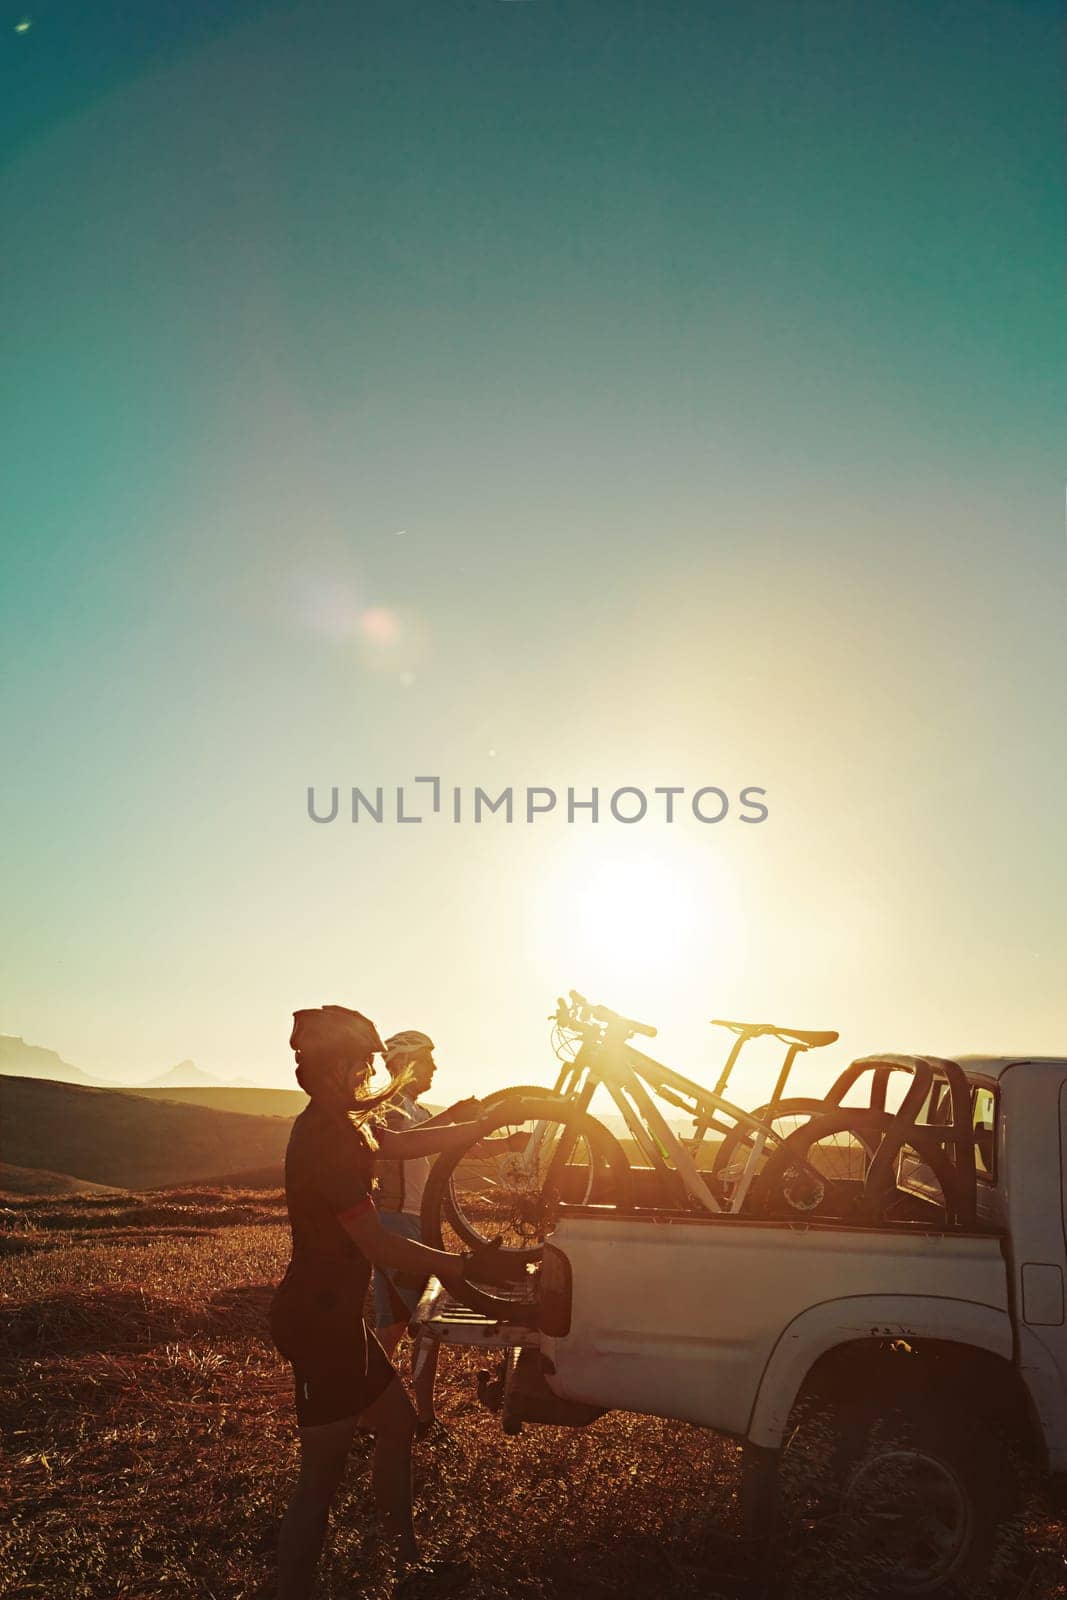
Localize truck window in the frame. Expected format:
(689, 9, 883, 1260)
(916, 1078, 954, 1127)
(923, 1082, 953, 1126)
(972, 1086, 997, 1179)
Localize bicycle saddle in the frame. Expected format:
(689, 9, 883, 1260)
(711, 1019, 839, 1048)
(779, 1028, 838, 1048)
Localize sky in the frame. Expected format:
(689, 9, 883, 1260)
(2, 0, 1064, 1109)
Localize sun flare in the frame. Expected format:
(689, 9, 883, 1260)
(533, 835, 744, 1021)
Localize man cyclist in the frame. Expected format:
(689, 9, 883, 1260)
(373, 1030, 473, 1441)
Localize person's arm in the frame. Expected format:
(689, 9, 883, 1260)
(339, 1203, 521, 1289)
(413, 1097, 482, 1130)
(338, 1202, 468, 1292)
(376, 1115, 496, 1161)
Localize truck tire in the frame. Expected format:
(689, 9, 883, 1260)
(783, 1385, 1018, 1597)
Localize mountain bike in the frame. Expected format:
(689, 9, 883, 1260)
(421, 990, 841, 1263)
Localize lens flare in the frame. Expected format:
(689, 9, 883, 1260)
(354, 607, 429, 675)
(360, 607, 400, 644)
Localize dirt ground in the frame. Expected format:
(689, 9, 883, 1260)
(2, 1191, 1066, 1600)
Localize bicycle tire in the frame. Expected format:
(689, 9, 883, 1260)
(441, 1086, 570, 1246)
(479, 1085, 566, 1107)
(441, 1088, 622, 1248)
(421, 1096, 632, 1266)
(477, 1084, 619, 1172)
(745, 1110, 961, 1226)
(710, 1097, 834, 1187)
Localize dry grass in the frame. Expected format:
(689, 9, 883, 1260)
(2, 1192, 1066, 1600)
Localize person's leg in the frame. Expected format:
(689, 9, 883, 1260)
(276, 1415, 356, 1600)
(376, 1318, 407, 1359)
(412, 1330, 441, 1428)
(358, 1376, 419, 1572)
(372, 1215, 417, 1359)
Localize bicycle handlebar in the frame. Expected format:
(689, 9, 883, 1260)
(553, 990, 658, 1040)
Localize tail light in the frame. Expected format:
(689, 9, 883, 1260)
(539, 1243, 572, 1336)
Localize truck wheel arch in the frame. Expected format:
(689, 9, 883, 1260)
(746, 1295, 1019, 1451)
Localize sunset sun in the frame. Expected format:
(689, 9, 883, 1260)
(533, 835, 743, 1014)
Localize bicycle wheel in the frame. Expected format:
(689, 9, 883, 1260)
(479, 1085, 565, 1107)
(711, 1098, 832, 1197)
(421, 1097, 632, 1266)
(478, 1085, 622, 1178)
(746, 1111, 959, 1225)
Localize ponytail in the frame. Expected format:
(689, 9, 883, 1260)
(295, 1054, 415, 1126)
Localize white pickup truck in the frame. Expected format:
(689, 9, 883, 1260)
(417, 1054, 1067, 1596)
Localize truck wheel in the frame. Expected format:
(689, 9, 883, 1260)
(781, 1385, 1018, 1598)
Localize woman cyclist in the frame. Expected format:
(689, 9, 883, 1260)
(269, 1004, 512, 1599)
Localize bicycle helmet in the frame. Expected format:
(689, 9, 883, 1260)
(383, 1030, 435, 1073)
(290, 1005, 385, 1065)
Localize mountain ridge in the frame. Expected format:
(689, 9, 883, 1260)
(0, 1035, 267, 1091)
(0, 1074, 296, 1190)
(143, 1060, 222, 1089)
(0, 1035, 96, 1086)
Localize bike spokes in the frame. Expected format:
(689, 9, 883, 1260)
(440, 1112, 604, 1255)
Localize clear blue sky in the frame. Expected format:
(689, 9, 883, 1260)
(2, 0, 1064, 1102)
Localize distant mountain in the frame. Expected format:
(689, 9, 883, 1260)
(130, 1085, 308, 1118)
(0, 1075, 294, 1190)
(142, 1060, 222, 1089)
(0, 1037, 273, 1091)
(0, 1036, 97, 1086)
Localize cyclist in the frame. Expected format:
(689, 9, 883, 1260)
(373, 1029, 475, 1442)
(269, 1004, 509, 1599)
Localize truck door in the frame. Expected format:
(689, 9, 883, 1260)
(1013, 1075, 1067, 1468)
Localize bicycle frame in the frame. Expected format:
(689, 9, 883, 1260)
(523, 1015, 829, 1216)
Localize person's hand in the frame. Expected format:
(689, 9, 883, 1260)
(445, 1096, 483, 1123)
(464, 1238, 532, 1286)
(439, 1242, 530, 1295)
(483, 1095, 530, 1128)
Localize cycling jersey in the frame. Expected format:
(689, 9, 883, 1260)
(270, 1102, 395, 1425)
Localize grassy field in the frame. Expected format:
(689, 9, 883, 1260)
(2, 1191, 1067, 1600)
